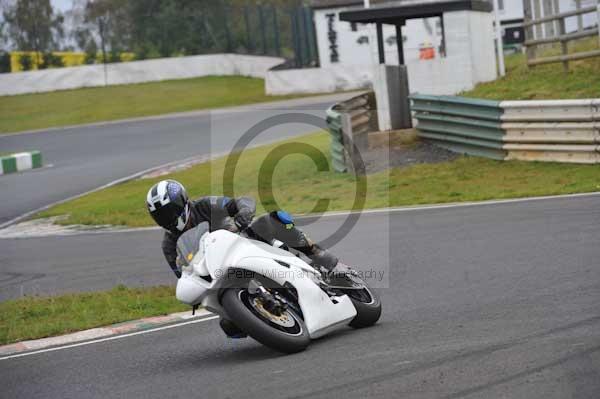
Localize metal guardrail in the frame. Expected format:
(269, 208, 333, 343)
(410, 95, 507, 160)
(326, 92, 376, 174)
(411, 94, 600, 163)
(501, 99, 600, 122)
(325, 107, 347, 173)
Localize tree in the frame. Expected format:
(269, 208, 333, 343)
(83, 0, 132, 61)
(3, 0, 64, 63)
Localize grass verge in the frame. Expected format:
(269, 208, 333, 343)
(37, 131, 600, 227)
(0, 285, 187, 345)
(461, 39, 600, 100)
(0, 75, 313, 134)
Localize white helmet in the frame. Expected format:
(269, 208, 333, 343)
(146, 180, 190, 232)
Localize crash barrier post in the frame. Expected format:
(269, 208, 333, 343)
(326, 92, 378, 174)
(411, 94, 600, 164)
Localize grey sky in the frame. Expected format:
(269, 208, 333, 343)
(52, 0, 72, 13)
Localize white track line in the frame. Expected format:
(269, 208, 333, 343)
(0, 132, 321, 231)
(1, 91, 361, 137)
(2, 192, 599, 358)
(3, 191, 599, 239)
(297, 191, 600, 219)
(0, 315, 219, 361)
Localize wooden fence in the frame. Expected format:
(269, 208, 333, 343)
(523, 0, 600, 70)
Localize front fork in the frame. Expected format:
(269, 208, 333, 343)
(248, 279, 288, 316)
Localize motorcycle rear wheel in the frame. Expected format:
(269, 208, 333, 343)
(222, 288, 310, 354)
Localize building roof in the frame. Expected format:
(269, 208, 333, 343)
(339, 0, 493, 23)
(308, 0, 393, 10)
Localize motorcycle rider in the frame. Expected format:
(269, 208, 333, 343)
(146, 179, 340, 337)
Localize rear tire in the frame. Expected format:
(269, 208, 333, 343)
(222, 288, 310, 354)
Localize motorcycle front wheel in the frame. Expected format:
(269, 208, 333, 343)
(328, 269, 382, 328)
(346, 283, 382, 328)
(222, 287, 310, 354)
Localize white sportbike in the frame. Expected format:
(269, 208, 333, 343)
(175, 222, 382, 353)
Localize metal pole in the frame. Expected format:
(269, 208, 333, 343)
(364, 0, 376, 66)
(493, 0, 506, 76)
(376, 22, 385, 64)
(395, 23, 404, 65)
(98, 17, 108, 86)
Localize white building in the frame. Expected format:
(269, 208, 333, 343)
(311, 0, 599, 61)
(312, 0, 447, 67)
(267, 1, 499, 96)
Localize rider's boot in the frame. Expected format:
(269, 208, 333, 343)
(219, 318, 247, 339)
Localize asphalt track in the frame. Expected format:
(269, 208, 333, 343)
(1, 194, 599, 398)
(0, 93, 354, 225)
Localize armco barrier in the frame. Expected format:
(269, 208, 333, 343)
(326, 92, 376, 174)
(0, 151, 42, 175)
(410, 95, 506, 160)
(325, 107, 347, 173)
(411, 95, 600, 164)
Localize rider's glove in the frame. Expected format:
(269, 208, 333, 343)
(234, 208, 253, 230)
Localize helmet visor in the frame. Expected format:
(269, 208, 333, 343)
(150, 201, 185, 231)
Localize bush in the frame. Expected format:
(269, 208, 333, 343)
(19, 54, 33, 71)
(0, 52, 10, 73)
(84, 51, 97, 64)
(135, 44, 162, 60)
(109, 50, 122, 63)
(40, 53, 65, 69)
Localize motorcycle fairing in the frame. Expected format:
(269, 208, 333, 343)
(176, 230, 356, 338)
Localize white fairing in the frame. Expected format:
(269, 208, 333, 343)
(176, 230, 357, 338)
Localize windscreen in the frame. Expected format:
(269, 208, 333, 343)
(176, 222, 210, 267)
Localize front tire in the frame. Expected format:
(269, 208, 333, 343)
(328, 268, 382, 328)
(347, 286, 382, 328)
(221, 288, 310, 354)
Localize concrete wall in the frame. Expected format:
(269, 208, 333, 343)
(0, 54, 284, 96)
(265, 64, 372, 95)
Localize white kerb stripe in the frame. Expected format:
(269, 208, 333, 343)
(0, 315, 219, 361)
(13, 153, 33, 171)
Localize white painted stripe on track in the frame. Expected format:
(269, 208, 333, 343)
(5, 191, 598, 238)
(0, 91, 362, 137)
(0, 315, 219, 361)
(2, 192, 599, 358)
(296, 191, 600, 220)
